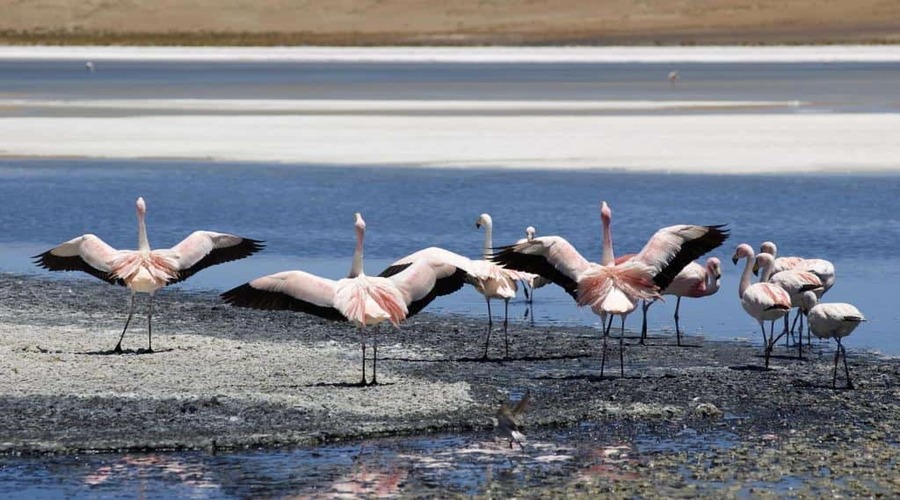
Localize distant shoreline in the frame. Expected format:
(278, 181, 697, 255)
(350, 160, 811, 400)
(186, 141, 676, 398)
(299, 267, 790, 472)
(3, 45, 900, 63)
(2, 0, 898, 48)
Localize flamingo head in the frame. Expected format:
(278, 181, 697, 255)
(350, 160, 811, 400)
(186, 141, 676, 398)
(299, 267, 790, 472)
(136, 197, 147, 216)
(799, 290, 818, 314)
(706, 257, 722, 278)
(731, 243, 753, 265)
(475, 213, 492, 230)
(753, 253, 775, 277)
(600, 201, 612, 225)
(354, 212, 365, 231)
(525, 226, 536, 242)
(759, 241, 777, 257)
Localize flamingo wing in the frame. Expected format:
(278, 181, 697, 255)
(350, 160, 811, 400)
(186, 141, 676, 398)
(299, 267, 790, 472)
(33, 234, 124, 285)
(220, 270, 346, 322)
(634, 224, 729, 290)
(385, 259, 469, 317)
(165, 231, 265, 284)
(489, 236, 588, 299)
(381, 246, 477, 276)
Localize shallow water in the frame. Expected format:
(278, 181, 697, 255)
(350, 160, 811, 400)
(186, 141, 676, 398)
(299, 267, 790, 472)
(1, 159, 897, 355)
(2, 59, 900, 114)
(0, 424, 743, 498)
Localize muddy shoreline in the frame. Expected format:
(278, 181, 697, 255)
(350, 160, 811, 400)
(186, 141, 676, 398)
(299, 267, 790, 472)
(1, 273, 898, 493)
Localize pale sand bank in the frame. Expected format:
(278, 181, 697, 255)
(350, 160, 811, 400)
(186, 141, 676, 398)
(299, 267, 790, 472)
(0, 98, 805, 113)
(0, 113, 897, 174)
(2, 45, 900, 63)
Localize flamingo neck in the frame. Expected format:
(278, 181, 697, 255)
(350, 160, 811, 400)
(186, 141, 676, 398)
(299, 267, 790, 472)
(481, 221, 493, 260)
(759, 261, 774, 282)
(137, 211, 150, 252)
(706, 267, 720, 296)
(349, 225, 364, 278)
(738, 253, 754, 298)
(601, 215, 614, 265)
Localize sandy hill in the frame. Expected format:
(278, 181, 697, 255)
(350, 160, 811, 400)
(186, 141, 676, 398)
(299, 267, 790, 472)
(1, 0, 899, 45)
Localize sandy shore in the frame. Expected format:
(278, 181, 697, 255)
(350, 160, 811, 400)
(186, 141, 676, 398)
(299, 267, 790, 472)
(1, 0, 899, 46)
(2, 112, 897, 174)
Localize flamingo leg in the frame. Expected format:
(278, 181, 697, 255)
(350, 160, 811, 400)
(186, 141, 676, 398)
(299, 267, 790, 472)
(640, 300, 650, 345)
(674, 296, 683, 347)
(761, 322, 771, 369)
(839, 339, 853, 389)
(600, 316, 612, 377)
(114, 292, 136, 353)
(503, 299, 510, 359)
(619, 316, 626, 378)
(832, 341, 840, 389)
(482, 299, 493, 359)
(147, 293, 154, 353)
(370, 329, 378, 386)
(359, 329, 368, 386)
(783, 314, 790, 348)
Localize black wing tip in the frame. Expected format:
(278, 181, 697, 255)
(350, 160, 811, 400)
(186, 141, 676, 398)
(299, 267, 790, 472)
(220, 282, 256, 305)
(378, 263, 412, 278)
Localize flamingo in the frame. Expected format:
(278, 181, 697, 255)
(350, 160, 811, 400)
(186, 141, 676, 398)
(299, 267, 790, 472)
(758, 241, 835, 344)
(491, 202, 729, 377)
(640, 257, 722, 347)
(33, 197, 264, 353)
(668, 70, 680, 87)
(380, 215, 523, 360)
(472, 213, 524, 358)
(517, 227, 551, 299)
(221, 213, 469, 386)
(759, 241, 835, 291)
(799, 291, 865, 389)
(732, 244, 792, 369)
(756, 253, 823, 358)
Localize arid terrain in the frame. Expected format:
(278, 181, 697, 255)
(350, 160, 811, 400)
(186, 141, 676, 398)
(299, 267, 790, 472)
(1, 0, 899, 46)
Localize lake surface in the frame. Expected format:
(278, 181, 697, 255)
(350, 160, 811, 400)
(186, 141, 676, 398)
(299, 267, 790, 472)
(1, 51, 899, 496)
(2, 58, 900, 113)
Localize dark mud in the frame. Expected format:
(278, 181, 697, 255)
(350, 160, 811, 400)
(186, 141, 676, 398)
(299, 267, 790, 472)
(1, 273, 898, 496)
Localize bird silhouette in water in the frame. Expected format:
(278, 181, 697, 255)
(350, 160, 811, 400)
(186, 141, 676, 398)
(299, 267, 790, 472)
(494, 391, 531, 449)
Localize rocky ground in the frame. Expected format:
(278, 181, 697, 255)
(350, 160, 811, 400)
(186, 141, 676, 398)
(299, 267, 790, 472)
(1, 273, 898, 496)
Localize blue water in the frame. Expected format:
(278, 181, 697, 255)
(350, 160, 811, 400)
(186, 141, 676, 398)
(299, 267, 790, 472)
(1, 158, 897, 355)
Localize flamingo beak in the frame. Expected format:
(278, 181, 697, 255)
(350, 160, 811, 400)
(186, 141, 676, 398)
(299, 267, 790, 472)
(752, 263, 759, 276)
(731, 256, 739, 265)
(475, 222, 482, 229)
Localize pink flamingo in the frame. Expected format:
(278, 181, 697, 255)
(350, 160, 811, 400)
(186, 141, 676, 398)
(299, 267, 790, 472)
(758, 241, 836, 343)
(221, 213, 469, 386)
(756, 254, 823, 358)
(759, 241, 836, 292)
(799, 291, 865, 389)
(491, 201, 729, 377)
(381, 214, 524, 360)
(732, 244, 792, 369)
(34, 197, 264, 353)
(640, 257, 722, 346)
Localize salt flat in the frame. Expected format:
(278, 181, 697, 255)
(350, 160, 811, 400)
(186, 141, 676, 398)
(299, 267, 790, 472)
(1, 112, 897, 174)
(2, 45, 900, 63)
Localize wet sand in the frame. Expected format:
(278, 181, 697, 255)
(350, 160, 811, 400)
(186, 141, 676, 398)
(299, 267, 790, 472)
(1, 273, 898, 494)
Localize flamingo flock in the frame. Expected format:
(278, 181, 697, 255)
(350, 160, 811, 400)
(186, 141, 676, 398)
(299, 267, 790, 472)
(33, 198, 865, 389)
